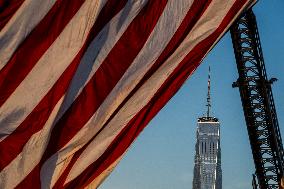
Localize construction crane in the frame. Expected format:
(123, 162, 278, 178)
(230, 9, 284, 189)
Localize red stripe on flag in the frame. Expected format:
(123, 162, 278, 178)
(61, 0, 249, 188)
(15, 164, 41, 189)
(0, 0, 85, 107)
(0, 0, 128, 171)
(15, 0, 169, 187)
(0, 0, 25, 31)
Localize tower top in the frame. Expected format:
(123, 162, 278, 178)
(206, 66, 211, 118)
(198, 66, 218, 122)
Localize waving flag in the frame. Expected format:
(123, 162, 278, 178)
(0, 0, 255, 188)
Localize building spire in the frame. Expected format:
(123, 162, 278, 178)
(206, 66, 211, 118)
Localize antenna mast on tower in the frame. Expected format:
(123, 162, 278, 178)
(206, 66, 211, 118)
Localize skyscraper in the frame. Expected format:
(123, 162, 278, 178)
(192, 67, 222, 189)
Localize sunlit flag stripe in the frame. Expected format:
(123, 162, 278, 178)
(0, 0, 58, 70)
(0, 0, 128, 172)
(0, 0, 89, 107)
(0, 0, 255, 188)
(0, 0, 25, 30)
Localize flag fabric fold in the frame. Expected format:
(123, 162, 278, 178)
(0, 0, 255, 188)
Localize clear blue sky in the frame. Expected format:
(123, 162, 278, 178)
(99, 1, 284, 189)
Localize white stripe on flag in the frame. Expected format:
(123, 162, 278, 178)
(52, 0, 149, 120)
(0, 0, 57, 70)
(0, 97, 64, 189)
(85, 154, 124, 189)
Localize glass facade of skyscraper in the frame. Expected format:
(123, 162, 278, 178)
(192, 117, 222, 189)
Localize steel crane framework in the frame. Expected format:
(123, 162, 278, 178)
(230, 9, 284, 189)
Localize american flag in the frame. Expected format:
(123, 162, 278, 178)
(0, 0, 255, 188)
